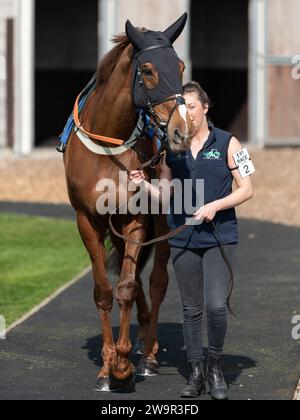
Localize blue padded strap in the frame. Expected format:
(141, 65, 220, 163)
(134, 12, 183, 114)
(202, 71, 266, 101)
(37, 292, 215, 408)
(59, 74, 97, 146)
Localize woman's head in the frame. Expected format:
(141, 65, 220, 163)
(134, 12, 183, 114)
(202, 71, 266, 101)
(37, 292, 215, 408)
(183, 81, 211, 133)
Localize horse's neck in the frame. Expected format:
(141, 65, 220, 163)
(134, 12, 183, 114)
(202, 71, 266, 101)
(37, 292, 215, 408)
(87, 59, 136, 141)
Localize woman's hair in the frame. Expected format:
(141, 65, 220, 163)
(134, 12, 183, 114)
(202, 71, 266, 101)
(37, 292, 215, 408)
(183, 81, 212, 109)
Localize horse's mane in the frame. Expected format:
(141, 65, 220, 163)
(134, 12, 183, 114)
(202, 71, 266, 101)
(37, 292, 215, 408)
(96, 34, 130, 86)
(96, 29, 149, 86)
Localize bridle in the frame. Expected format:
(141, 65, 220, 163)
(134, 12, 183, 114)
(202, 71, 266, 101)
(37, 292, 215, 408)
(108, 44, 192, 245)
(70, 44, 186, 152)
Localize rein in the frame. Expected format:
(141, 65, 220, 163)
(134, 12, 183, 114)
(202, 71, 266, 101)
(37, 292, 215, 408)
(107, 44, 191, 248)
(108, 188, 235, 315)
(107, 43, 187, 246)
(69, 44, 237, 312)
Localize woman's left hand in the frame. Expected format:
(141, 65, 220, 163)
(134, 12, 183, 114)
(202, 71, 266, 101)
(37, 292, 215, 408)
(193, 201, 220, 222)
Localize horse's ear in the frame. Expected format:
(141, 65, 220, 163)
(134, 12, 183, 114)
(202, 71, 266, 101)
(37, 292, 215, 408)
(163, 13, 188, 44)
(125, 20, 144, 51)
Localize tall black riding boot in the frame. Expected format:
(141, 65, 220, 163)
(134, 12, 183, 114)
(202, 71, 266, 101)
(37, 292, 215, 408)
(207, 356, 229, 400)
(181, 361, 206, 398)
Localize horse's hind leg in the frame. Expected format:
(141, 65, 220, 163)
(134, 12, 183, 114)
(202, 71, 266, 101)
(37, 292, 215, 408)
(77, 212, 116, 391)
(134, 275, 150, 355)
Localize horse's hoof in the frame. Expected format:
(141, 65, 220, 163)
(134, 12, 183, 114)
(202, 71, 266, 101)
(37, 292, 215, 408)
(133, 339, 145, 355)
(95, 377, 111, 392)
(136, 358, 159, 377)
(110, 374, 136, 393)
(111, 360, 134, 382)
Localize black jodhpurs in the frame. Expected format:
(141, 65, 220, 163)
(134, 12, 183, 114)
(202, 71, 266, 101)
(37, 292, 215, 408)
(170, 244, 237, 362)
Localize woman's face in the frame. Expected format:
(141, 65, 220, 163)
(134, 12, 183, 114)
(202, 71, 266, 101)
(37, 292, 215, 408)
(184, 92, 208, 133)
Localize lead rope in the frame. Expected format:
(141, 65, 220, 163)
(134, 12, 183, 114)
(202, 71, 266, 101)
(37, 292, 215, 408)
(108, 181, 236, 316)
(211, 220, 236, 317)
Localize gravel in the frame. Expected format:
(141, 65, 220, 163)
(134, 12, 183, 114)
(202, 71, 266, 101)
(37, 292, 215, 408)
(0, 146, 298, 227)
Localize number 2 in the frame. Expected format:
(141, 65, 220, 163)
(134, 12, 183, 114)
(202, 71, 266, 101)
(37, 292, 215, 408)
(244, 165, 250, 174)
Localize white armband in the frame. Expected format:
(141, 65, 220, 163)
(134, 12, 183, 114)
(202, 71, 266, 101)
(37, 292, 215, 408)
(233, 148, 255, 178)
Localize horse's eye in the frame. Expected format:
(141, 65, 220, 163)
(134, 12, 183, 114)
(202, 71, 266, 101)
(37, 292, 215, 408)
(142, 68, 153, 77)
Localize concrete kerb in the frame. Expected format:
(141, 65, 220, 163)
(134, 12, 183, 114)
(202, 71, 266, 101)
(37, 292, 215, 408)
(293, 379, 300, 401)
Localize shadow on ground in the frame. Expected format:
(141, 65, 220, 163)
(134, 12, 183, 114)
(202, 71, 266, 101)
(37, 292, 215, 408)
(84, 323, 257, 389)
(0, 207, 299, 400)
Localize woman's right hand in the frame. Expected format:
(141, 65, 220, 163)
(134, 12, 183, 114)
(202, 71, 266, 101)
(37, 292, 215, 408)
(129, 170, 146, 185)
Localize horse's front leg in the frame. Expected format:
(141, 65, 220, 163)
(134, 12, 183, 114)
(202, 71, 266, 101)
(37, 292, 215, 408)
(76, 212, 116, 391)
(137, 214, 170, 376)
(112, 215, 147, 385)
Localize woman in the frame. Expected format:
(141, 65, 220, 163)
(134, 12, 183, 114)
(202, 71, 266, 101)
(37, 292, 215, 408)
(130, 81, 254, 400)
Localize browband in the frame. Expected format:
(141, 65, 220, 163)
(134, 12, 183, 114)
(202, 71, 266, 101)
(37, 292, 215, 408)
(134, 43, 172, 59)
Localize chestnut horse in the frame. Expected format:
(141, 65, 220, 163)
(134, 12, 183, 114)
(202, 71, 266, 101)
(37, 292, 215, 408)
(63, 14, 192, 391)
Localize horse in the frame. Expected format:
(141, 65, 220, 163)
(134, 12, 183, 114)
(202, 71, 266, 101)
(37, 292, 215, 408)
(63, 13, 193, 391)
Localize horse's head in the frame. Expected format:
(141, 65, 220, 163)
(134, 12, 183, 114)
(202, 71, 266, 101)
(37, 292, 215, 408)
(126, 13, 193, 153)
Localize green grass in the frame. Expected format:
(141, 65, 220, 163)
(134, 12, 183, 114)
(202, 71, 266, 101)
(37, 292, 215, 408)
(0, 214, 91, 326)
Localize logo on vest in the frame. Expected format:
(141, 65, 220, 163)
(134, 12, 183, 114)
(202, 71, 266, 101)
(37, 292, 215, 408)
(203, 149, 221, 160)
